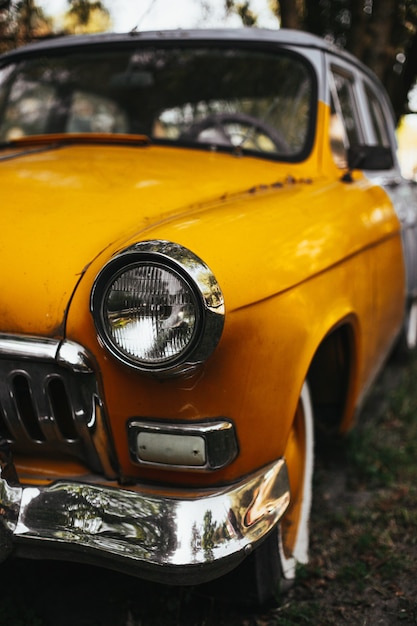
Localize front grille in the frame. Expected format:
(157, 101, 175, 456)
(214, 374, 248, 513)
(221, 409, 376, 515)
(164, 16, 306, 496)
(0, 352, 104, 473)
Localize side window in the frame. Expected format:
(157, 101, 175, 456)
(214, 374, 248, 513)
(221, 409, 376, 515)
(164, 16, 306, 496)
(331, 69, 361, 146)
(329, 94, 348, 168)
(363, 83, 390, 147)
(329, 67, 362, 168)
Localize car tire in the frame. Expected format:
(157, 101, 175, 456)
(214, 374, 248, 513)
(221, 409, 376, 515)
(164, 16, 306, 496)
(218, 381, 314, 608)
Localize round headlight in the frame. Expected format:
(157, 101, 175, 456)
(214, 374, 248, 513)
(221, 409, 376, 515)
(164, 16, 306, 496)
(91, 241, 225, 375)
(105, 263, 199, 364)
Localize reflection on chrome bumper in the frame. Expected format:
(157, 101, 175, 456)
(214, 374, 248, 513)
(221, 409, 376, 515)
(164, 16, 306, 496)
(0, 440, 290, 584)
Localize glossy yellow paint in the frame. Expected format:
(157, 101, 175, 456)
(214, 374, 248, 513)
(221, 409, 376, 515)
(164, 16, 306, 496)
(0, 141, 315, 336)
(5, 101, 406, 486)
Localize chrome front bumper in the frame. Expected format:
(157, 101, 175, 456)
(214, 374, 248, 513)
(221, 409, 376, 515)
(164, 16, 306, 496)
(0, 440, 290, 584)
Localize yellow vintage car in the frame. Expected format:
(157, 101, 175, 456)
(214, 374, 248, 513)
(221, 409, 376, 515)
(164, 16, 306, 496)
(0, 28, 416, 606)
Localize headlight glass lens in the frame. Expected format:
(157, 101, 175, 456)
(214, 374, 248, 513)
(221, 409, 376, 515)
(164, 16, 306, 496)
(104, 263, 199, 365)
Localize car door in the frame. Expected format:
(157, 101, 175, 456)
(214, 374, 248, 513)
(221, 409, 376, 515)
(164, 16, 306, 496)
(327, 55, 407, 370)
(361, 78, 417, 280)
(358, 68, 417, 348)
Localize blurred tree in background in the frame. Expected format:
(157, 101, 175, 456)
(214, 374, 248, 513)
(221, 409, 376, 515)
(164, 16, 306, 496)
(226, 0, 417, 120)
(64, 0, 110, 33)
(0, 0, 109, 53)
(1, 0, 417, 120)
(0, 0, 51, 52)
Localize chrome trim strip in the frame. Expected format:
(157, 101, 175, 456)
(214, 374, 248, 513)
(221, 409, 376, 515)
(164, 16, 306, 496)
(0, 454, 290, 583)
(0, 334, 114, 475)
(0, 334, 58, 361)
(56, 340, 94, 373)
(0, 333, 93, 373)
(0, 439, 22, 561)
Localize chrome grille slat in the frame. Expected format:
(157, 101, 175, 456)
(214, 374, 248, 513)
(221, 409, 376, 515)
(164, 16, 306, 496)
(0, 349, 105, 473)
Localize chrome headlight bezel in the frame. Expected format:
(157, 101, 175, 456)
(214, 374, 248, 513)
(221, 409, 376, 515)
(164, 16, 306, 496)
(90, 241, 225, 376)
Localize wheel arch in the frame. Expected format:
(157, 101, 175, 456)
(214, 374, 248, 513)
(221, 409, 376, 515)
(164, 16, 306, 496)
(306, 317, 358, 443)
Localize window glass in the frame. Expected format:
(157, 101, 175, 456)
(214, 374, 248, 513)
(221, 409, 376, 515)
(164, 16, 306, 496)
(67, 91, 128, 134)
(364, 83, 390, 147)
(0, 76, 55, 140)
(331, 69, 361, 147)
(0, 46, 314, 160)
(329, 94, 348, 168)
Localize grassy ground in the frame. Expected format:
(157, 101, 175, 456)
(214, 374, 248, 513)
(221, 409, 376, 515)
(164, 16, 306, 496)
(2, 354, 417, 625)
(271, 352, 417, 625)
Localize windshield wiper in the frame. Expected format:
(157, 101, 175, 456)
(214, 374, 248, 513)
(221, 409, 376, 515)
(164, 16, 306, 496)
(0, 140, 63, 162)
(0, 133, 151, 161)
(0, 132, 150, 149)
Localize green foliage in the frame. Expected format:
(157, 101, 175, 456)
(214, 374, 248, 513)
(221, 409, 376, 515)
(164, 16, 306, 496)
(65, 0, 110, 33)
(67, 0, 106, 25)
(230, 0, 417, 120)
(0, 0, 51, 53)
(0, 0, 110, 53)
(226, 0, 258, 26)
(347, 354, 417, 488)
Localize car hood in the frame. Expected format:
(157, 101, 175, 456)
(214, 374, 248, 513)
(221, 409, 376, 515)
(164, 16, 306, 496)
(1, 142, 399, 338)
(1, 142, 308, 337)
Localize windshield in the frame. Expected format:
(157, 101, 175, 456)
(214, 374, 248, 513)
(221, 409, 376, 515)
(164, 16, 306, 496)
(0, 44, 314, 159)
